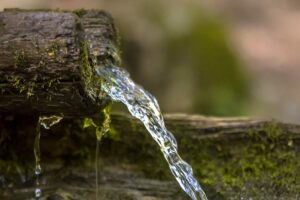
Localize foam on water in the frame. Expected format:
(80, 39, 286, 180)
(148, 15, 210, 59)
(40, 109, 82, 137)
(95, 65, 208, 200)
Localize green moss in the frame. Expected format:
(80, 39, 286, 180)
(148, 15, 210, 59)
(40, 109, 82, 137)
(6, 75, 34, 97)
(80, 40, 107, 101)
(80, 41, 92, 86)
(5, 73, 62, 98)
(177, 122, 300, 199)
(98, 117, 171, 180)
(73, 13, 82, 30)
(10, 50, 35, 96)
(47, 43, 59, 59)
(1, 113, 298, 199)
(80, 41, 95, 98)
(100, 104, 114, 139)
(14, 49, 29, 68)
(73, 12, 88, 87)
(9, 37, 69, 98)
(73, 9, 87, 18)
(97, 118, 299, 199)
(83, 103, 112, 140)
(264, 121, 282, 139)
(45, 41, 68, 64)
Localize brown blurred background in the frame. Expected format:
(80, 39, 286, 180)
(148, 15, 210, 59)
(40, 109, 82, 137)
(1, 0, 300, 123)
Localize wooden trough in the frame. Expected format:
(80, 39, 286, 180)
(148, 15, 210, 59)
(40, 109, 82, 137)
(0, 9, 119, 117)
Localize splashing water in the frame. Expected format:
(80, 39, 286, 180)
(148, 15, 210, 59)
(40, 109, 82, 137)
(34, 115, 63, 198)
(95, 65, 208, 200)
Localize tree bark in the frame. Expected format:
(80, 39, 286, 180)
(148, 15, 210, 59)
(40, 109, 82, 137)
(0, 9, 119, 117)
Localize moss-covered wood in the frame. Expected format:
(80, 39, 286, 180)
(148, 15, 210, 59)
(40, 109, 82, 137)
(0, 113, 299, 199)
(0, 9, 119, 117)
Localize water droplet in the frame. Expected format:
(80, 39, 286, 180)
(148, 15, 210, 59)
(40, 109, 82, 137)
(35, 187, 42, 198)
(34, 115, 63, 200)
(35, 165, 41, 175)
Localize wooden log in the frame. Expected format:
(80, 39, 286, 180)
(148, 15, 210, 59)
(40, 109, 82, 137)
(0, 9, 120, 117)
(112, 113, 300, 145)
(0, 113, 299, 199)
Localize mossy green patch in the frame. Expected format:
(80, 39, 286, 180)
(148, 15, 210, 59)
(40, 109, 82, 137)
(80, 40, 102, 100)
(6, 75, 35, 97)
(5, 73, 61, 98)
(83, 103, 112, 140)
(0, 114, 298, 199)
(99, 118, 300, 199)
(80, 41, 93, 88)
(14, 49, 29, 68)
(73, 9, 87, 18)
(177, 122, 300, 199)
(6, 44, 59, 97)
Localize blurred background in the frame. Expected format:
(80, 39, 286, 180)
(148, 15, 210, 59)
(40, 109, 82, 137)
(1, 0, 300, 123)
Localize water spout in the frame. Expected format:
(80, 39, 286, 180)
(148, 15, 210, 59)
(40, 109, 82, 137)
(95, 65, 208, 200)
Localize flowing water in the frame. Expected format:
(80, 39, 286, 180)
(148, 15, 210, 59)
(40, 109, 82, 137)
(97, 107, 111, 200)
(95, 138, 101, 200)
(82, 106, 111, 200)
(95, 65, 208, 200)
(34, 115, 63, 198)
(95, 111, 111, 200)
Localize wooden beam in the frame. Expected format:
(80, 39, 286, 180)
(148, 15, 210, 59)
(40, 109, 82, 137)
(0, 9, 119, 117)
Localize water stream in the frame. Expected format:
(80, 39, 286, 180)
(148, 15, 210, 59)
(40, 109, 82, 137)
(83, 106, 111, 200)
(95, 111, 111, 200)
(34, 115, 63, 198)
(95, 64, 208, 200)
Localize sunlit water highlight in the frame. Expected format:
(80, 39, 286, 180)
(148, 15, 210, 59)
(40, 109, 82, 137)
(95, 65, 208, 200)
(34, 115, 63, 198)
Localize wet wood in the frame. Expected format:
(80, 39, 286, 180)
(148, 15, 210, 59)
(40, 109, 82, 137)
(114, 113, 300, 144)
(0, 113, 299, 199)
(0, 9, 119, 117)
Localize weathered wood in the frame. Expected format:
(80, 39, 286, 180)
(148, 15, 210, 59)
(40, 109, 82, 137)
(0, 9, 119, 117)
(114, 113, 300, 143)
(0, 113, 299, 199)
